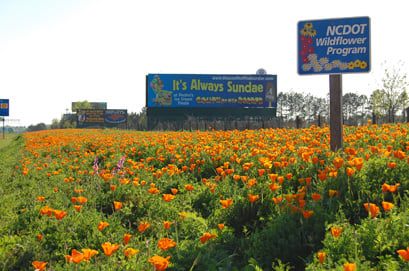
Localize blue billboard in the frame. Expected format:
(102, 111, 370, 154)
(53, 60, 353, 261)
(77, 109, 127, 128)
(0, 99, 9, 116)
(298, 17, 370, 75)
(147, 74, 277, 108)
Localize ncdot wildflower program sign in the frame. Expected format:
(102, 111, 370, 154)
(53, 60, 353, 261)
(298, 17, 370, 75)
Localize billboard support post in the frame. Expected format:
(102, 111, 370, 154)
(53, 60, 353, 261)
(330, 74, 343, 151)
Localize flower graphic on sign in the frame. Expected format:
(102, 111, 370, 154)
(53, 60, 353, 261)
(150, 75, 173, 106)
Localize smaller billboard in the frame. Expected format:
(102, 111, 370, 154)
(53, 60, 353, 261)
(77, 109, 127, 127)
(0, 99, 9, 117)
(104, 110, 127, 124)
(72, 102, 107, 112)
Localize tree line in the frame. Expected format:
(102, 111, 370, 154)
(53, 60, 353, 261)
(26, 62, 409, 131)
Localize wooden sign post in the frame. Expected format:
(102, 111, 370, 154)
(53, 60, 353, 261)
(329, 74, 343, 151)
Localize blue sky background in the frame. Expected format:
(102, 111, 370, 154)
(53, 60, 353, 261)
(1, 0, 408, 126)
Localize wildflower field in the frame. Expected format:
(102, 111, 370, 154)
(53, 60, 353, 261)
(1, 122, 409, 270)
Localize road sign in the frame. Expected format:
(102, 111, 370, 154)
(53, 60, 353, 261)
(298, 17, 370, 75)
(0, 99, 9, 116)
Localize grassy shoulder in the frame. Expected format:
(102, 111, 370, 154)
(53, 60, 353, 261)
(0, 134, 26, 237)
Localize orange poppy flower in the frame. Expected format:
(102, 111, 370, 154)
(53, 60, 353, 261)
(101, 242, 121, 256)
(389, 183, 400, 193)
(397, 247, 409, 261)
(32, 261, 48, 271)
(353, 158, 364, 171)
(97, 221, 109, 231)
(171, 188, 178, 195)
(318, 252, 326, 264)
(114, 201, 123, 210)
(53, 209, 67, 220)
(331, 226, 343, 237)
(343, 263, 356, 271)
(364, 203, 379, 217)
(220, 199, 233, 209)
(382, 201, 394, 211)
(218, 224, 225, 232)
(38, 234, 43, 242)
(71, 197, 78, 203)
(329, 190, 339, 197)
(317, 170, 327, 181)
(37, 196, 45, 202)
(277, 176, 285, 184)
(124, 247, 139, 259)
(246, 178, 257, 188)
(148, 187, 160, 194)
(164, 221, 171, 230)
(268, 173, 278, 182)
(346, 167, 355, 176)
(138, 221, 150, 233)
(81, 248, 98, 260)
(65, 249, 84, 264)
(312, 193, 321, 202)
(333, 157, 344, 169)
(284, 194, 296, 203)
(388, 162, 397, 169)
(200, 232, 217, 244)
(267, 182, 282, 192)
(124, 234, 132, 245)
(184, 184, 194, 191)
(74, 205, 82, 212)
(272, 197, 283, 204)
(40, 206, 53, 217)
(148, 255, 171, 271)
(302, 210, 314, 219)
(77, 196, 87, 204)
(305, 177, 312, 186)
(248, 194, 259, 204)
(158, 238, 177, 250)
(382, 183, 390, 193)
(110, 185, 116, 191)
(163, 194, 175, 202)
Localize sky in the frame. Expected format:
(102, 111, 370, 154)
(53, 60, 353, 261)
(1, 0, 408, 127)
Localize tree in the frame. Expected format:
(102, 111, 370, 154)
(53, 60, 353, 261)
(72, 101, 93, 112)
(342, 93, 369, 126)
(51, 118, 60, 129)
(127, 107, 147, 130)
(370, 61, 409, 123)
(27, 123, 47, 132)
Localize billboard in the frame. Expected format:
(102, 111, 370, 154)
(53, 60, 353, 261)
(298, 17, 370, 75)
(0, 99, 9, 116)
(72, 102, 107, 112)
(77, 109, 127, 127)
(147, 74, 277, 108)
